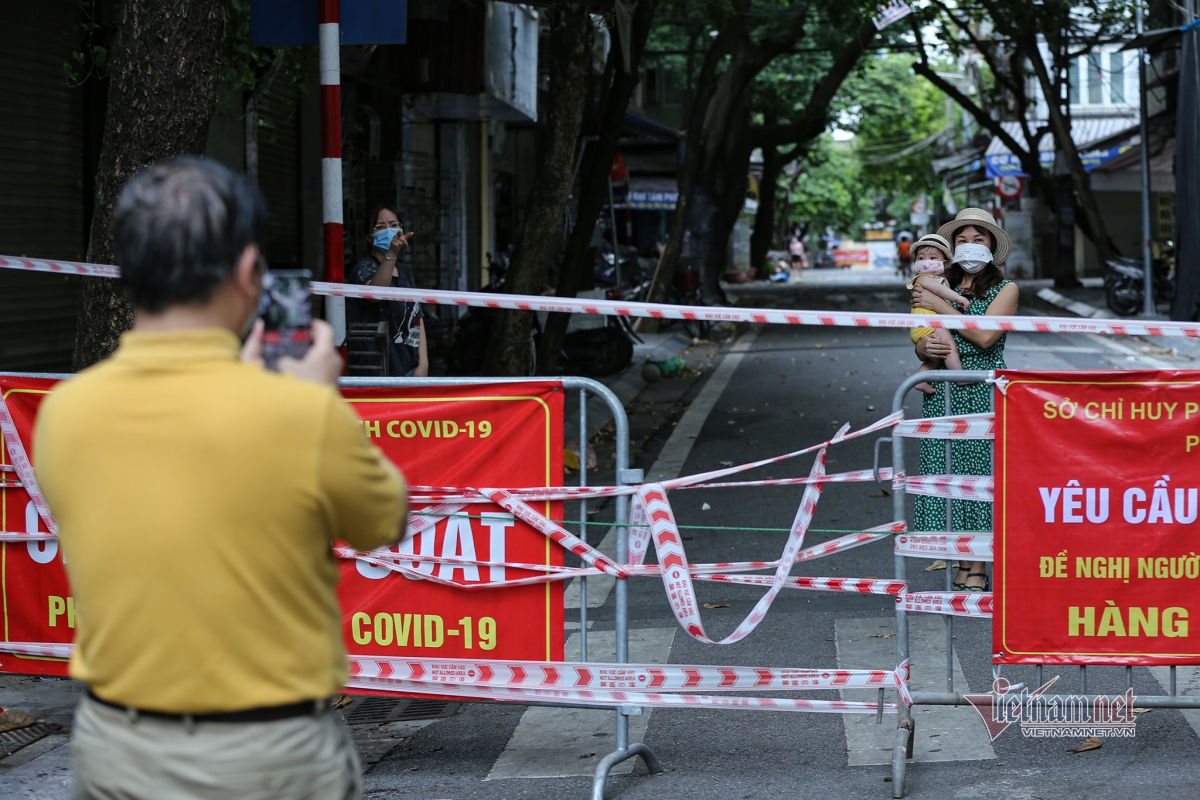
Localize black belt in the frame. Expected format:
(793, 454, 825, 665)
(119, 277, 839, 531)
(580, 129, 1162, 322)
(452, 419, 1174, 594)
(87, 690, 325, 723)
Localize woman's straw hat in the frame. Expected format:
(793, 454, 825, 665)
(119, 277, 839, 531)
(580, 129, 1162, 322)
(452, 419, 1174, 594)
(937, 208, 1012, 266)
(909, 233, 953, 262)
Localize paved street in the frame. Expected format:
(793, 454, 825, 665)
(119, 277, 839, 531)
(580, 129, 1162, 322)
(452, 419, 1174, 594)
(5, 273, 1200, 799)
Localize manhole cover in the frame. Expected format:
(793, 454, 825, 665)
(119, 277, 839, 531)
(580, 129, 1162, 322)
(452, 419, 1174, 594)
(0, 723, 57, 758)
(345, 697, 460, 725)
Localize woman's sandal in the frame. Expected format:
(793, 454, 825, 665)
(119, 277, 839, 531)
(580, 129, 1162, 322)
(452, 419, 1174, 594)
(951, 565, 969, 591)
(964, 572, 990, 592)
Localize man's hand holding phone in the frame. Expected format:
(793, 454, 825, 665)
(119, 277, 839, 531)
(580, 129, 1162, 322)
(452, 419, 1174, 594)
(243, 319, 341, 387)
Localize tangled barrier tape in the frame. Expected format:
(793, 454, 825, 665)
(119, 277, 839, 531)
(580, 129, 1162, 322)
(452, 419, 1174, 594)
(0, 259, 1014, 708)
(1, 253, 1196, 338)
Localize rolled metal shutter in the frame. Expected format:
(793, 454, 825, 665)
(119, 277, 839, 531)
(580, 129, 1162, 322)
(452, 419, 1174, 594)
(0, 7, 85, 371)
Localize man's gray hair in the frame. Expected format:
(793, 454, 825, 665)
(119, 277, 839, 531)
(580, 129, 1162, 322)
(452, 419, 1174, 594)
(115, 158, 268, 313)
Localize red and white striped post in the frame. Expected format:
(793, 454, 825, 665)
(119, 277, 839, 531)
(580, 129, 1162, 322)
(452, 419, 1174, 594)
(319, 0, 345, 343)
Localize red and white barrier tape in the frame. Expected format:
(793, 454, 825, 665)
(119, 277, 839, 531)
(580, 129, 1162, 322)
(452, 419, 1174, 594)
(892, 413, 994, 440)
(0, 392, 56, 536)
(0, 255, 120, 279)
(903, 474, 994, 502)
(0, 642, 910, 712)
(639, 447, 826, 645)
(348, 655, 907, 693)
(348, 675, 900, 714)
(2, 254, 1191, 337)
(894, 533, 993, 560)
(897, 591, 993, 618)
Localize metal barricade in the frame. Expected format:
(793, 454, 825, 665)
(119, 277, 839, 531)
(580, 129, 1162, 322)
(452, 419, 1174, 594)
(1, 372, 657, 798)
(887, 371, 1200, 797)
(342, 377, 660, 798)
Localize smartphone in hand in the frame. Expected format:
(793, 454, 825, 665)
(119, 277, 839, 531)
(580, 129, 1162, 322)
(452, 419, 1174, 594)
(260, 270, 313, 371)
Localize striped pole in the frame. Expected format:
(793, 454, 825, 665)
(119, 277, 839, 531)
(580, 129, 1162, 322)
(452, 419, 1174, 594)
(319, 0, 346, 344)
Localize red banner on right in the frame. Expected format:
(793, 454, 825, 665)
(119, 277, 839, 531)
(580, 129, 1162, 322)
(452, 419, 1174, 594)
(995, 370, 1200, 665)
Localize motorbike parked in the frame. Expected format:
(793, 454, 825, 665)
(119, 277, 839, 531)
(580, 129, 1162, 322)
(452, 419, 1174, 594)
(1104, 255, 1174, 317)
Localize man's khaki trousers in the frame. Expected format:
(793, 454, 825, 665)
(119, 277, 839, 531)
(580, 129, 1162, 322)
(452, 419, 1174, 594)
(70, 694, 362, 800)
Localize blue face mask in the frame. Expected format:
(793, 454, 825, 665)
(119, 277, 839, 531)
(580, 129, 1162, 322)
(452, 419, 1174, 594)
(372, 227, 400, 251)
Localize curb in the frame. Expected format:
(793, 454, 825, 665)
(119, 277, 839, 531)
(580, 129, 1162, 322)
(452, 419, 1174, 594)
(1035, 287, 1108, 319)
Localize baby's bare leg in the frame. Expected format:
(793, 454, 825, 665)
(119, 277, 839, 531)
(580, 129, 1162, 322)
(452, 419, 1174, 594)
(914, 275, 970, 307)
(933, 329, 962, 372)
(914, 357, 942, 394)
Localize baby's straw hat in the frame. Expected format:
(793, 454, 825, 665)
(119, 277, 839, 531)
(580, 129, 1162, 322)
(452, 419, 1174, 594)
(937, 207, 1012, 266)
(910, 233, 953, 262)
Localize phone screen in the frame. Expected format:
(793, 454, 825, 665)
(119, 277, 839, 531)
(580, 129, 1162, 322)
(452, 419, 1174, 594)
(260, 270, 312, 371)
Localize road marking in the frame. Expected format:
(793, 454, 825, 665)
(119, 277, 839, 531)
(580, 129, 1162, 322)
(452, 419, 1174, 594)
(1087, 333, 1176, 369)
(564, 527, 615, 609)
(484, 628, 677, 780)
(565, 328, 759, 608)
(507, 331, 752, 779)
(646, 328, 758, 482)
(836, 615, 995, 765)
(1149, 666, 1200, 739)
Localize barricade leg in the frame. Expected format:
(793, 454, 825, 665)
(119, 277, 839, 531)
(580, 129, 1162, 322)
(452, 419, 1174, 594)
(890, 382, 914, 794)
(589, 384, 661, 799)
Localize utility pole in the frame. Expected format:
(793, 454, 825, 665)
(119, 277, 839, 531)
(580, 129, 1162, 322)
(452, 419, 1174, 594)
(1137, 3, 1154, 316)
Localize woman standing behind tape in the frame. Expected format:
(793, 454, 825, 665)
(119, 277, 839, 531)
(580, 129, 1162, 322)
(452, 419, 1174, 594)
(910, 208, 1018, 592)
(347, 205, 429, 377)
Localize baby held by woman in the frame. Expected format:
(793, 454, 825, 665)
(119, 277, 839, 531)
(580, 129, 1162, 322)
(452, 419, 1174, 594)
(905, 234, 969, 394)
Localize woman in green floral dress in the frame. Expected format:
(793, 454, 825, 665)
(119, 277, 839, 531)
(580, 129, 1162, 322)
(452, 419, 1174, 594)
(910, 209, 1019, 592)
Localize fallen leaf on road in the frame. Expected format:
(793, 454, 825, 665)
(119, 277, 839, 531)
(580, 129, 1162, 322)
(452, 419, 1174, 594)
(0, 709, 35, 733)
(925, 560, 948, 572)
(816, 343, 826, 348)
(702, 502, 711, 511)
(867, 405, 876, 411)
(1067, 736, 1103, 753)
(869, 489, 890, 497)
(862, 575, 877, 579)
(1132, 708, 1151, 713)
(869, 633, 896, 639)
(703, 603, 730, 609)
(720, 460, 734, 466)
(728, 420, 737, 424)
(580, 753, 595, 758)
(830, 566, 840, 571)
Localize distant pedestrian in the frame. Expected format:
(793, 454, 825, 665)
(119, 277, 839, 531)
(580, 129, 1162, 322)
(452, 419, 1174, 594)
(910, 208, 1017, 592)
(35, 158, 408, 800)
(788, 234, 808, 269)
(896, 233, 912, 275)
(348, 205, 428, 377)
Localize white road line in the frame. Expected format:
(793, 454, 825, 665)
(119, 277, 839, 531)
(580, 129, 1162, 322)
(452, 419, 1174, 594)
(646, 328, 758, 483)
(563, 527, 615, 609)
(564, 328, 759, 609)
(495, 333, 756, 780)
(1087, 333, 1177, 369)
(1149, 666, 1200, 739)
(484, 628, 678, 780)
(836, 616, 995, 765)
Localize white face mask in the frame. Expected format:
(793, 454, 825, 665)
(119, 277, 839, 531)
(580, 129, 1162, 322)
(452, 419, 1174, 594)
(953, 243, 992, 274)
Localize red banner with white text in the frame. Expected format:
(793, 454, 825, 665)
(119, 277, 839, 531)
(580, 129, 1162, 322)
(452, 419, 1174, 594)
(0, 376, 564, 678)
(995, 370, 1200, 665)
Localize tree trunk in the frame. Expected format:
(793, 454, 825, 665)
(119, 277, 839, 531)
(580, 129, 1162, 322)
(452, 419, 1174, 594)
(73, 0, 228, 370)
(693, 102, 753, 299)
(1025, 40, 1114, 273)
(483, 0, 594, 376)
(750, 145, 786, 275)
(537, 0, 659, 371)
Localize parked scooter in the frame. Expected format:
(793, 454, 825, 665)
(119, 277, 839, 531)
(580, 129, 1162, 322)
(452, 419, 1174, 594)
(1104, 255, 1174, 317)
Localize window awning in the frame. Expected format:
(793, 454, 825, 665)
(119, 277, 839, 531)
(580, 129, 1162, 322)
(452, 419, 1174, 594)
(984, 118, 1139, 178)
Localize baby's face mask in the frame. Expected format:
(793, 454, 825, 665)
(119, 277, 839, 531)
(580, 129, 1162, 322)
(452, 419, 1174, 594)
(912, 259, 945, 275)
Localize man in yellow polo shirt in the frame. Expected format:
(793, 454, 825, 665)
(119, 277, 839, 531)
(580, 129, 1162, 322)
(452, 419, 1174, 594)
(34, 157, 407, 799)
